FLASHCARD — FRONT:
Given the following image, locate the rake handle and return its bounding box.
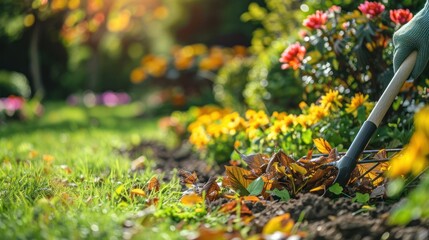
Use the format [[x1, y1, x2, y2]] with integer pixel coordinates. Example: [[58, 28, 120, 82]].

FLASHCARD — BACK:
[[333, 51, 417, 187]]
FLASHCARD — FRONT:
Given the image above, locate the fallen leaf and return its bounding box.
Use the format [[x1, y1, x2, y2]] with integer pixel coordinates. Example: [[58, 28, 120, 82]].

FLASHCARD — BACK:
[[147, 176, 160, 192], [313, 138, 332, 154], [195, 226, 226, 240], [202, 177, 220, 202], [224, 166, 252, 196], [178, 169, 198, 187], [262, 213, 294, 235], [235, 148, 267, 170], [60, 165, 72, 174], [290, 163, 307, 175], [131, 156, 146, 172], [241, 196, 260, 202], [130, 188, 146, 197], [180, 193, 203, 206]]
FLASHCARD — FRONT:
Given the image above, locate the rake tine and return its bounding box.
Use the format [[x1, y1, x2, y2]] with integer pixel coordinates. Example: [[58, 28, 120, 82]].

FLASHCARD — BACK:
[[355, 162, 380, 182]]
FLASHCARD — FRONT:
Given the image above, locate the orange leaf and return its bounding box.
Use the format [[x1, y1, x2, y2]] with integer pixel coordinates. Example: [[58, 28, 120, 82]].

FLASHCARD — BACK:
[[130, 188, 146, 197], [313, 138, 332, 154], [195, 226, 226, 240], [241, 196, 260, 202], [147, 176, 160, 192], [309, 184, 326, 193], [262, 213, 295, 235], [180, 193, 203, 206], [220, 200, 237, 213]]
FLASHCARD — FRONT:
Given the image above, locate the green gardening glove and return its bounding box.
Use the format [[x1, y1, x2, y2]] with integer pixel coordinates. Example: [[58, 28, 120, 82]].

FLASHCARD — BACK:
[[393, 2, 429, 79]]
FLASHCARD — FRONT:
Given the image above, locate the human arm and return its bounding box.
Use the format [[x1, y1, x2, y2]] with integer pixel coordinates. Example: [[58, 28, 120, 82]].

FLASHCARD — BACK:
[[393, 1, 429, 79]]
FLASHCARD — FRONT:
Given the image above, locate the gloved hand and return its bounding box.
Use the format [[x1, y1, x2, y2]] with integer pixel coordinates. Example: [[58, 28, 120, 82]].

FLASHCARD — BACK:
[[393, 2, 429, 79]]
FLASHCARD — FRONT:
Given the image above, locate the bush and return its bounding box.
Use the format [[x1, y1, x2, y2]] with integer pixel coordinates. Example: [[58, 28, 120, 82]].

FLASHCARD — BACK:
[[0, 70, 31, 98]]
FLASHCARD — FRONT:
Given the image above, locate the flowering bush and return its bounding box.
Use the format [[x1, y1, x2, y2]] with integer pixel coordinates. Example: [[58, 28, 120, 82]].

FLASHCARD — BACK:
[[130, 44, 247, 83], [0, 95, 43, 122], [129, 44, 248, 108], [0, 96, 25, 117], [167, 89, 382, 163], [277, 1, 425, 107]]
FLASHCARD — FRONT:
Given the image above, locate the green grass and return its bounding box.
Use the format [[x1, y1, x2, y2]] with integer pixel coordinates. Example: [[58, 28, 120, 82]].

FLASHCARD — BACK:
[[0, 102, 226, 239]]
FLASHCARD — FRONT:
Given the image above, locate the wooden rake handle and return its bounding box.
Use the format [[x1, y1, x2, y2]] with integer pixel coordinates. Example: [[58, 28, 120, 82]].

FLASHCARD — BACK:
[[333, 51, 417, 187], [368, 51, 417, 126]]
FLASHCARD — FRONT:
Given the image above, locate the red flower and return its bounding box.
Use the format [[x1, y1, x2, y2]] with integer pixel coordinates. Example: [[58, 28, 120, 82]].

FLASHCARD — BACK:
[[279, 43, 306, 70], [358, 1, 385, 18], [390, 9, 413, 25], [303, 10, 328, 30]]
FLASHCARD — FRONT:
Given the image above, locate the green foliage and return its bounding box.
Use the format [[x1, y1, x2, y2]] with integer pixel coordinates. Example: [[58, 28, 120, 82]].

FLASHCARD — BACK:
[[0, 71, 31, 98], [244, 40, 304, 112], [388, 173, 429, 225], [353, 192, 370, 204], [214, 57, 253, 111], [267, 189, 291, 202], [328, 183, 343, 195], [247, 177, 264, 196]]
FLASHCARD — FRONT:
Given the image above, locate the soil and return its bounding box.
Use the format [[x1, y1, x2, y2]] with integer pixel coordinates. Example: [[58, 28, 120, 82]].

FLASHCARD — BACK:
[[124, 141, 429, 240]]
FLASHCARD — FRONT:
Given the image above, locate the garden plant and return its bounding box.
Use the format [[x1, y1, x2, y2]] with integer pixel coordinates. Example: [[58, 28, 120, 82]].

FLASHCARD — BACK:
[[1, 0, 429, 239]]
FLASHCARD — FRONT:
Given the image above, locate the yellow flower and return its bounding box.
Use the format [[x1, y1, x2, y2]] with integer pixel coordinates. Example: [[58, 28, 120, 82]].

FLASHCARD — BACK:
[[248, 110, 270, 129], [221, 112, 244, 135], [189, 127, 210, 149], [130, 67, 146, 84], [346, 93, 373, 117], [141, 55, 168, 77], [320, 89, 343, 111], [307, 104, 328, 125], [389, 131, 428, 177], [389, 106, 429, 177]]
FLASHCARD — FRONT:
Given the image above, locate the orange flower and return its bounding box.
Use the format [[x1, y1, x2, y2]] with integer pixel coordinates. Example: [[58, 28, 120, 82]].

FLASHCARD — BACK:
[[303, 10, 328, 30], [390, 9, 413, 25], [358, 1, 385, 18], [279, 43, 306, 70]]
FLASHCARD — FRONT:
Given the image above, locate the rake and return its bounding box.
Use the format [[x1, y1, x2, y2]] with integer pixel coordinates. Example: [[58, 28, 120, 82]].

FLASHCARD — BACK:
[[329, 51, 417, 187]]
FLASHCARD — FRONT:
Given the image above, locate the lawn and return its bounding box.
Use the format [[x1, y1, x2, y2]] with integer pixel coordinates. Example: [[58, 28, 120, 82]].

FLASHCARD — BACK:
[[0, 102, 218, 239]]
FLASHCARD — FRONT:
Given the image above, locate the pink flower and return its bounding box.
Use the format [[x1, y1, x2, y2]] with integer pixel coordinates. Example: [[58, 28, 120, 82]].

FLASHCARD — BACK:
[[303, 10, 328, 30], [390, 9, 413, 25], [358, 1, 385, 18], [0, 95, 25, 116], [279, 43, 306, 70]]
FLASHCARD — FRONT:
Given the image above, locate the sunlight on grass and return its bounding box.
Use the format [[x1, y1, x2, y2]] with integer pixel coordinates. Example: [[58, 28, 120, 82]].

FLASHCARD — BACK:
[[0, 102, 212, 239]]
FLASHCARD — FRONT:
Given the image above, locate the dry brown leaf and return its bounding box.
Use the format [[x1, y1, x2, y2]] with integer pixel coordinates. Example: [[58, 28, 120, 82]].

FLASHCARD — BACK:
[[147, 176, 160, 192], [202, 177, 220, 202], [224, 166, 253, 195], [235, 148, 268, 170], [313, 138, 332, 154], [178, 169, 198, 186]]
